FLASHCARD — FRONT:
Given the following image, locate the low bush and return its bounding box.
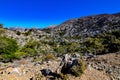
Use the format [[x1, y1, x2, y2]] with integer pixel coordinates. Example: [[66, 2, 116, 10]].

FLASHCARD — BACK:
[[21, 40, 41, 56], [0, 37, 19, 62], [14, 51, 27, 59], [42, 53, 55, 61], [16, 31, 21, 35], [24, 31, 31, 36], [70, 59, 87, 77], [0, 37, 19, 55], [21, 47, 37, 56]]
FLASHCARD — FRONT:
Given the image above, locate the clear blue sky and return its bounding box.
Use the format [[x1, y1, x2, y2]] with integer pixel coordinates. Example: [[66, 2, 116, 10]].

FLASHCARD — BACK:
[[0, 0, 120, 28]]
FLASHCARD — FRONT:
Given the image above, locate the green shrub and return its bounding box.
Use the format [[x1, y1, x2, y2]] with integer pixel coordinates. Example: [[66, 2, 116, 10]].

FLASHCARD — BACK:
[[1, 52, 21, 60], [82, 38, 104, 54], [21, 40, 41, 56], [71, 59, 87, 77], [24, 30, 31, 36], [103, 35, 120, 53], [59, 59, 87, 79], [67, 42, 80, 53], [0, 37, 19, 54], [24, 40, 41, 50], [48, 40, 57, 47], [59, 73, 69, 80], [14, 51, 27, 59], [54, 46, 67, 55], [16, 31, 21, 35], [1, 52, 20, 62], [0, 37, 19, 62], [21, 48, 37, 56]]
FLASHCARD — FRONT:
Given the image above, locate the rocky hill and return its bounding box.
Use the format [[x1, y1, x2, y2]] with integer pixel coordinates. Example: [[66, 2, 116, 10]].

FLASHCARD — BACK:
[[44, 13, 120, 38], [0, 12, 120, 80], [42, 13, 120, 55]]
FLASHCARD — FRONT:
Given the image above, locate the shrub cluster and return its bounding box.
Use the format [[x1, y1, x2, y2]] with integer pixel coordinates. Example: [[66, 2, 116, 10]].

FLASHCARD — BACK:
[[0, 37, 19, 62]]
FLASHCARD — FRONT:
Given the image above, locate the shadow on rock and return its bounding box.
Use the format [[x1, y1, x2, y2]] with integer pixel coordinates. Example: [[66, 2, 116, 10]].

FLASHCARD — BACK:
[[40, 69, 61, 79]]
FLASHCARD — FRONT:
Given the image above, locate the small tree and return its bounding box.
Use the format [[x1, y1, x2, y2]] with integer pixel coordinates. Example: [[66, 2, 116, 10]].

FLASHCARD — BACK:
[[0, 24, 3, 28]]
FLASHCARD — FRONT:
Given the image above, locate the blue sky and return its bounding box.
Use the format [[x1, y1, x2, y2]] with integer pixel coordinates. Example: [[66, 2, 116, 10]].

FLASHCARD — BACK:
[[0, 0, 120, 28]]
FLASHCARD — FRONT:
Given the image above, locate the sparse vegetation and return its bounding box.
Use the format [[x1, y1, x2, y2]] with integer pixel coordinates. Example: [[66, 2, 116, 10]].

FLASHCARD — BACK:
[[42, 53, 55, 61], [24, 30, 31, 36], [21, 40, 40, 56], [0, 13, 120, 80]]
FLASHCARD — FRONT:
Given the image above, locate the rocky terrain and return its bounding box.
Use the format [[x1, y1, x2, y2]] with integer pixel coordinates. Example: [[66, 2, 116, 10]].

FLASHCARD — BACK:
[[87, 52, 120, 80], [45, 13, 120, 38], [0, 12, 120, 80], [0, 52, 119, 80]]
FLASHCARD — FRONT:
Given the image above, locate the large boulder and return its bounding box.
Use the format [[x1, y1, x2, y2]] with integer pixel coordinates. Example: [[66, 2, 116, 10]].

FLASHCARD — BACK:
[[60, 54, 87, 77]]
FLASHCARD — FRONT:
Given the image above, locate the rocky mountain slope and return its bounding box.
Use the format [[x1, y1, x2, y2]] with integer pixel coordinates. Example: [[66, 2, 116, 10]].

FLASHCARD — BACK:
[[42, 13, 120, 55], [0, 12, 120, 80], [44, 13, 120, 38]]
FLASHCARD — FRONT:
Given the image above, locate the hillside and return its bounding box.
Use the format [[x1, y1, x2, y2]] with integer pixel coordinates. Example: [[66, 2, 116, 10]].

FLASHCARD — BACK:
[[42, 13, 120, 55], [0, 12, 120, 80], [46, 13, 120, 37]]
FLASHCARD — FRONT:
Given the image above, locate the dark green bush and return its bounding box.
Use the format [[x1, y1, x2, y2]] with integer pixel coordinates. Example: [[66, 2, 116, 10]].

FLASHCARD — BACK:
[[82, 38, 104, 54], [103, 34, 120, 53], [0, 37, 19, 62], [0, 37, 18, 54], [16, 31, 21, 35]]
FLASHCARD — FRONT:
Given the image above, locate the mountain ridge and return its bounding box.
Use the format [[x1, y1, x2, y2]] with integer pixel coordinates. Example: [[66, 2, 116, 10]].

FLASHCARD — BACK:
[[46, 13, 120, 38]]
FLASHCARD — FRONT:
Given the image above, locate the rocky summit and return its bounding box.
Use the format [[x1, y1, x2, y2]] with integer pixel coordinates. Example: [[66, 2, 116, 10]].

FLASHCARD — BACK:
[[0, 12, 120, 80]]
